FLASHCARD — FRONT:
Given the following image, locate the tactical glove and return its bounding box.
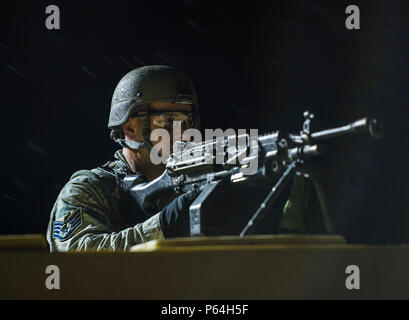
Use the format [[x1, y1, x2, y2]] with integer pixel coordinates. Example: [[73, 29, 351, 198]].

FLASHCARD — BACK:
[[159, 188, 202, 238]]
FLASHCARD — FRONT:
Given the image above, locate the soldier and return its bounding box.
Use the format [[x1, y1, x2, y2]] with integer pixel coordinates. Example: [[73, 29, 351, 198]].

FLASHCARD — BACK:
[[46, 65, 202, 251]]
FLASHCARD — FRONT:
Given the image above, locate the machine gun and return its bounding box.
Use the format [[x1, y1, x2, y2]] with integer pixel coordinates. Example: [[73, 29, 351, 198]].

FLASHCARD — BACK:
[[122, 112, 383, 237]]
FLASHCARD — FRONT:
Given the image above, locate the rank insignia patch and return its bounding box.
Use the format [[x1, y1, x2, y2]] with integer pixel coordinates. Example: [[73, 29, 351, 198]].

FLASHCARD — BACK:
[[53, 208, 83, 241]]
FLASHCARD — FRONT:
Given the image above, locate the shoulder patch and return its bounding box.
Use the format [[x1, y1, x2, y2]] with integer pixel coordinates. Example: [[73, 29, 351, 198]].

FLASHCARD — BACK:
[[53, 208, 83, 241]]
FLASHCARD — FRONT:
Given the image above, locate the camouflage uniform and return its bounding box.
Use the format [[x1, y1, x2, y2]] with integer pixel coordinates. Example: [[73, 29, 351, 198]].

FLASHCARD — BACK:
[[46, 64, 315, 251], [46, 153, 314, 252], [47, 66, 200, 252], [46, 150, 164, 252]]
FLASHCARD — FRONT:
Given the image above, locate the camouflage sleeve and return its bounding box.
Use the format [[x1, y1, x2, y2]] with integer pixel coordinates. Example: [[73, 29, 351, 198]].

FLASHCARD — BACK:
[[46, 175, 164, 252]]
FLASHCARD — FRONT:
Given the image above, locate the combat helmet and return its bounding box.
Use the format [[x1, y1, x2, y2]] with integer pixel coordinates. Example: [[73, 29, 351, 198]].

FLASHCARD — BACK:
[[108, 65, 200, 151]]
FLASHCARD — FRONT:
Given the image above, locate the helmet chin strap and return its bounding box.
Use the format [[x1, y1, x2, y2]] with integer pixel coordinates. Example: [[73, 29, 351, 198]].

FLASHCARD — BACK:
[[115, 138, 149, 150]]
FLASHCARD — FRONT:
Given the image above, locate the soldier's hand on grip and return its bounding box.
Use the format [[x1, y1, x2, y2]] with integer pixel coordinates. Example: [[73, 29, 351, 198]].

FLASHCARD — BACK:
[[159, 188, 202, 238]]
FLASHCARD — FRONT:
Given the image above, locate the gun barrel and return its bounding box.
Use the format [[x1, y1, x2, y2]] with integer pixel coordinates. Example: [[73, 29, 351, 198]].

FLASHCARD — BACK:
[[310, 117, 383, 141]]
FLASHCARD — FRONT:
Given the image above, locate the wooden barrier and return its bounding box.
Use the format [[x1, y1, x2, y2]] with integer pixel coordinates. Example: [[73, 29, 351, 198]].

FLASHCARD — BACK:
[[1, 234, 408, 299]]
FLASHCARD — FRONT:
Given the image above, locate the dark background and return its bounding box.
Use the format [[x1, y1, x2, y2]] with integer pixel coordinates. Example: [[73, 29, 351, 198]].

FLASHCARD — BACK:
[[0, 0, 408, 244]]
